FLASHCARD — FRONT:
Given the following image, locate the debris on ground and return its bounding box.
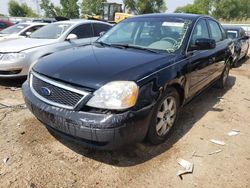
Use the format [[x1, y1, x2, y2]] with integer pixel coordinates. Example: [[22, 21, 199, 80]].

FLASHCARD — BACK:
[[176, 158, 194, 179], [192, 151, 204, 158], [227, 130, 240, 136], [0, 103, 27, 110], [210, 139, 225, 146], [4, 87, 21, 92], [209, 149, 223, 155], [3, 157, 9, 164]]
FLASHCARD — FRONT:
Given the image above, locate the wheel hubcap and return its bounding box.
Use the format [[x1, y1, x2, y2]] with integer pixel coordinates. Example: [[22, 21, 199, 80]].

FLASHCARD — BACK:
[[156, 96, 177, 136]]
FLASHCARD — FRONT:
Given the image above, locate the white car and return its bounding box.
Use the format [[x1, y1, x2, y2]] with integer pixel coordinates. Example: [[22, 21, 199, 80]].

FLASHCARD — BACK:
[[0, 22, 47, 42], [0, 20, 112, 78]]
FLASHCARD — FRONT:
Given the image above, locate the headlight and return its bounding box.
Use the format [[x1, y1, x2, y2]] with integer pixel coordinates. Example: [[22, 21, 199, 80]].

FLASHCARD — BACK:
[[1, 53, 26, 61], [87, 81, 139, 110]]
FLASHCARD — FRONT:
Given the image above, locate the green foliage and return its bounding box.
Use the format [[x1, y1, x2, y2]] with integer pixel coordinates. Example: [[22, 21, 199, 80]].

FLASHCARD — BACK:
[[8, 0, 38, 17], [175, 4, 205, 14], [174, 0, 250, 21], [212, 0, 240, 20], [81, 0, 106, 15], [40, 0, 62, 18], [123, 0, 167, 14], [60, 0, 79, 18]]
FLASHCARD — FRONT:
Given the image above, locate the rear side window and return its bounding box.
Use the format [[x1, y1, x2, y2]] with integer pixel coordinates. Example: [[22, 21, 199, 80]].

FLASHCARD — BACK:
[[70, 24, 93, 39], [208, 20, 223, 42], [190, 19, 209, 48], [21, 25, 44, 36], [93, 23, 111, 37], [0, 22, 7, 29]]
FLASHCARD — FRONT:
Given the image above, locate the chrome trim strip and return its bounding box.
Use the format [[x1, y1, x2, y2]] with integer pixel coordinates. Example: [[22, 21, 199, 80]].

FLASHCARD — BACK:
[[31, 71, 89, 96], [30, 71, 90, 110]]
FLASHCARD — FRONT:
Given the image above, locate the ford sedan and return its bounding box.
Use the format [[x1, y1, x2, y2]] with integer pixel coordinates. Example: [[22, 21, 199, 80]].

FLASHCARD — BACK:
[[23, 14, 234, 150]]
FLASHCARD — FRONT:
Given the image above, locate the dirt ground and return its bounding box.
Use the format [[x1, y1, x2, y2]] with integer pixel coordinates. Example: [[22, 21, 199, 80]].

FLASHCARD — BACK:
[[0, 55, 250, 188]]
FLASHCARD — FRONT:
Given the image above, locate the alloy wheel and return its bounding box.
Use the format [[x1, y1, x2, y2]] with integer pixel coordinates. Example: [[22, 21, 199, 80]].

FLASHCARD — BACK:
[[156, 96, 177, 136]]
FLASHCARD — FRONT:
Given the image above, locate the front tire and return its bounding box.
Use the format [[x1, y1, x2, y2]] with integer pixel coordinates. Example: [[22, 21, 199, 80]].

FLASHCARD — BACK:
[[147, 88, 180, 145]]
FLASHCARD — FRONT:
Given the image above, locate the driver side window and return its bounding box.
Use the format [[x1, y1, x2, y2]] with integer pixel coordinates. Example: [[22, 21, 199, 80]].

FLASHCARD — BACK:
[[189, 19, 209, 49], [69, 24, 93, 39]]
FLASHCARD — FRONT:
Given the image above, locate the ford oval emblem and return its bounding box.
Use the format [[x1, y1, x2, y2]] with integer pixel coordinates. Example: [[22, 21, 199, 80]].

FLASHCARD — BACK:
[[40, 87, 51, 96]]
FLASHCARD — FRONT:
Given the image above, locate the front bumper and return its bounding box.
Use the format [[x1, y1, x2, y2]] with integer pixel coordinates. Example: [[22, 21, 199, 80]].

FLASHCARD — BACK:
[[22, 81, 154, 150], [0, 59, 29, 78]]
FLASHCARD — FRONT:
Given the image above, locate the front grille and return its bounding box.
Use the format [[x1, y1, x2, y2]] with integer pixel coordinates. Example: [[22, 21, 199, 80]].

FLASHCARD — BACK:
[[30, 72, 89, 110], [0, 69, 22, 75]]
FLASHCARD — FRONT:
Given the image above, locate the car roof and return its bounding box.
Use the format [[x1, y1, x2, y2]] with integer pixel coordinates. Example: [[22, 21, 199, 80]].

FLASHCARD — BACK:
[[129, 13, 211, 21], [55, 19, 112, 25], [223, 25, 242, 31], [19, 22, 48, 26], [0, 20, 13, 24]]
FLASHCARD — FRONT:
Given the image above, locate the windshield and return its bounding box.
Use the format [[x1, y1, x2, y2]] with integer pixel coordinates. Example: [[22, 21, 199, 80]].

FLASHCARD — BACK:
[[0, 24, 29, 34], [30, 23, 72, 39], [98, 18, 192, 53], [227, 30, 238, 39]]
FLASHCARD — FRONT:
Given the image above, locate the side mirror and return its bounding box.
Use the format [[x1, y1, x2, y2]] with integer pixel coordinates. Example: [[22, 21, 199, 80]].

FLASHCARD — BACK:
[[66, 34, 78, 41], [25, 31, 32, 36], [99, 31, 106, 37], [192, 38, 216, 51]]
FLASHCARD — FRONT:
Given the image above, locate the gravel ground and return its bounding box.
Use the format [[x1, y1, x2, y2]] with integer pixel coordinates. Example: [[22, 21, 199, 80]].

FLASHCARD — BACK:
[[0, 55, 250, 188]]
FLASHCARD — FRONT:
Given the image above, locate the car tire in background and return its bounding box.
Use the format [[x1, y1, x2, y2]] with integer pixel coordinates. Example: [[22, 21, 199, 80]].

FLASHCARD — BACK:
[[147, 87, 180, 145]]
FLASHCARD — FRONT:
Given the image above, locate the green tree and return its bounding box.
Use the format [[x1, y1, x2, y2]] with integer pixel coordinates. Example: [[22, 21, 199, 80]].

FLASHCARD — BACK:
[[8, 0, 37, 17], [212, 0, 241, 20], [238, 0, 250, 19], [81, 0, 106, 15], [175, 0, 214, 15], [175, 4, 204, 14], [40, 0, 62, 17], [123, 0, 167, 14], [174, 0, 250, 20], [60, 0, 79, 18], [22, 3, 38, 17], [8, 0, 26, 17]]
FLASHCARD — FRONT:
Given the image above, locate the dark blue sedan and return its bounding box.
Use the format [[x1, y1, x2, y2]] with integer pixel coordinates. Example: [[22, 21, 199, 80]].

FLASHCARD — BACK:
[[23, 14, 234, 150], [224, 25, 249, 66]]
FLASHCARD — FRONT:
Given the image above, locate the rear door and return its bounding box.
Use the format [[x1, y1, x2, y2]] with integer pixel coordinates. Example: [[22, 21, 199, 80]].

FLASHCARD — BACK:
[[207, 19, 227, 79]]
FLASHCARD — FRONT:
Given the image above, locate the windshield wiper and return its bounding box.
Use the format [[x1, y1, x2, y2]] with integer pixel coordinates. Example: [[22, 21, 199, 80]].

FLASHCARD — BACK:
[[94, 41, 111, 47], [110, 44, 161, 54]]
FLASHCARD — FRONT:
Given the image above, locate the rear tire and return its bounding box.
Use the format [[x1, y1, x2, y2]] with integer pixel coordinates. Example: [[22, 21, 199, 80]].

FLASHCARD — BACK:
[[243, 50, 248, 59], [147, 88, 180, 145], [215, 62, 230, 89]]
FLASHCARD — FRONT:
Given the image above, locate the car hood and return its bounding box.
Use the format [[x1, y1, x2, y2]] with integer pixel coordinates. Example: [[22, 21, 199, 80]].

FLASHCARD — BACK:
[[0, 33, 9, 37], [0, 34, 22, 42], [0, 38, 57, 53], [33, 45, 177, 90]]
